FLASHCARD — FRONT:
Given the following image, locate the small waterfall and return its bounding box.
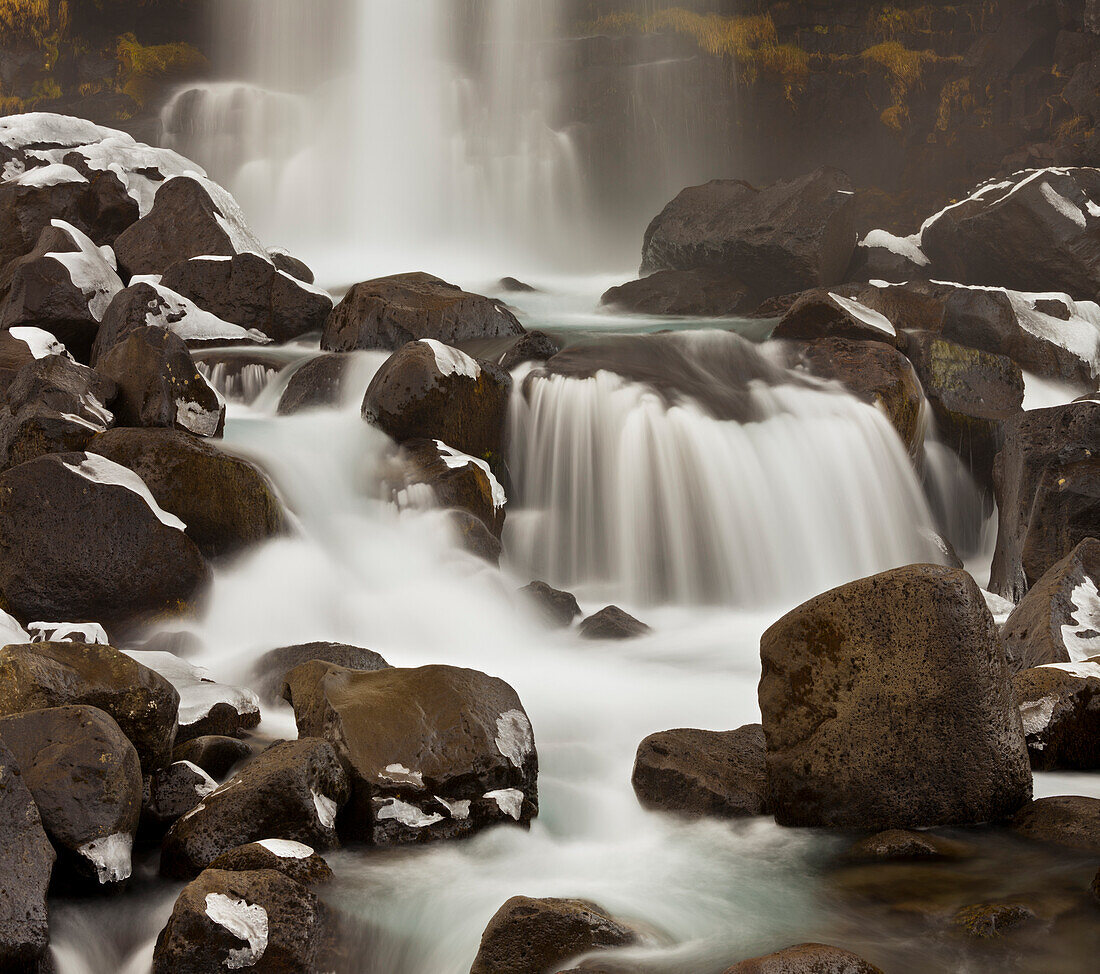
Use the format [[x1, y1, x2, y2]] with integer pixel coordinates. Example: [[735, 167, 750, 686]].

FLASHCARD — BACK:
[[507, 333, 944, 606]]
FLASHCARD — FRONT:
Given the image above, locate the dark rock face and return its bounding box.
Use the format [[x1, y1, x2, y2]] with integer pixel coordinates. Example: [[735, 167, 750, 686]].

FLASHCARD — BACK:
[[396, 438, 505, 538], [631, 724, 768, 818], [0, 353, 117, 471], [252, 641, 390, 706], [142, 760, 218, 831], [772, 289, 901, 346], [519, 580, 581, 629], [722, 943, 885, 974], [1014, 660, 1100, 770], [361, 340, 511, 465], [447, 509, 504, 565], [1011, 796, 1100, 852], [1002, 539, 1100, 672], [160, 253, 333, 344], [496, 330, 560, 371], [160, 738, 350, 879], [321, 272, 524, 352], [269, 249, 314, 284], [89, 427, 286, 558], [640, 168, 856, 299], [990, 401, 1100, 601], [845, 233, 930, 284], [921, 168, 1100, 300], [208, 840, 333, 886], [0, 641, 180, 770], [0, 451, 210, 628], [153, 868, 324, 974], [282, 662, 538, 845], [792, 337, 924, 456], [0, 330, 44, 396], [112, 175, 265, 278], [601, 269, 754, 317], [0, 705, 142, 885], [841, 829, 971, 864], [95, 326, 225, 437], [579, 606, 650, 640], [172, 736, 253, 780], [759, 564, 1032, 829], [0, 740, 54, 971], [276, 354, 350, 415], [469, 896, 638, 974], [902, 331, 1024, 489]]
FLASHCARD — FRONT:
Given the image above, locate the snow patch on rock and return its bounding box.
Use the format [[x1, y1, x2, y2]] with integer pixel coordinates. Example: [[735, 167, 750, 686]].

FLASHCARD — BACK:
[[64, 453, 186, 531], [176, 760, 218, 798], [858, 229, 930, 267], [120, 650, 260, 728], [1040, 181, 1088, 227], [204, 893, 269, 970], [420, 339, 480, 379], [1038, 659, 1100, 680], [434, 796, 471, 820], [376, 798, 444, 828], [827, 292, 897, 337], [495, 709, 534, 768], [256, 838, 314, 859], [1019, 695, 1057, 744], [144, 281, 272, 345], [175, 397, 223, 437], [45, 220, 123, 321], [378, 763, 424, 789], [434, 440, 507, 510], [28, 621, 109, 644], [15, 163, 87, 188], [78, 832, 133, 884], [0, 610, 29, 648], [312, 791, 337, 830], [1062, 577, 1100, 660], [8, 326, 71, 360], [484, 788, 524, 820]]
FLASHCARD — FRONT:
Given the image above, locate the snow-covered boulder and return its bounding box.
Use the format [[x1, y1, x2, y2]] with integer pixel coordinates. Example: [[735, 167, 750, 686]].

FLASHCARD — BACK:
[[846, 228, 931, 284], [1014, 658, 1100, 770]]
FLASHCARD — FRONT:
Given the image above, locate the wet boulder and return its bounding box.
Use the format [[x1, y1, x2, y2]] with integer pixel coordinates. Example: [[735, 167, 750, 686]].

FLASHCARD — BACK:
[[470, 896, 638, 974], [172, 736, 254, 780], [252, 640, 390, 705], [1014, 659, 1100, 770], [920, 168, 1100, 300], [841, 829, 972, 864], [953, 902, 1036, 939], [208, 840, 333, 886], [0, 739, 54, 970], [519, 580, 581, 629], [142, 760, 218, 831], [759, 564, 1032, 829], [159, 738, 349, 879], [0, 705, 142, 885], [772, 289, 901, 347], [277, 353, 350, 415], [1011, 796, 1100, 853], [160, 253, 333, 344], [88, 427, 286, 558], [600, 269, 754, 317], [112, 175, 268, 278], [0, 640, 180, 770], [321, 272, 523, 352], [1002, 539, 1100, 671], [579, 606, 650, 640], [447, 509, 504, 565], [989, 400, 1100, 600], [0, 451, 210, 627], [722, 943, 885, 974], [268, 248, 314, 284], [153, 868, 324, 974], [494, 330, 561, 371], [282, 662, 538, 845], [362, 339, 511, 466], [0, 326, 65, 395], [640, 168, 856, 299], [631, 724, 769, 818]]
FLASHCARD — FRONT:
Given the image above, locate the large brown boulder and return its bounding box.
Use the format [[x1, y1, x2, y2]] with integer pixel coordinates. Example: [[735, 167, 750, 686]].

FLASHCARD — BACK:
[[600, 268, 754, 316], [1011, 795, 1100, 852], [1014, 659, 1100, 770], [282, 662, 538, 845], [640, 168, 856, 299], [990, 401, 1100, 600], [0, 451, 210, 628], [759, 564, 1032, 829], [89, 427, 286, 558], [722, 943, 884, 974], [772, 289, 901, 347], [631, 724, 769, 818], [0, 641, 179, 770], [321, 272, 523, 352], [469, 896, 638, 974], [1001, 538, 1100, 671]]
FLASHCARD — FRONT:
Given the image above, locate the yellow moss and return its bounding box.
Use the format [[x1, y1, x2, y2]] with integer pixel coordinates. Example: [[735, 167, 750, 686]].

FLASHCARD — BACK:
[[116, 32, 207, 107], [861, 41, 952, 131], [936, 76, 974, 132], [0, 0, 53, 45]]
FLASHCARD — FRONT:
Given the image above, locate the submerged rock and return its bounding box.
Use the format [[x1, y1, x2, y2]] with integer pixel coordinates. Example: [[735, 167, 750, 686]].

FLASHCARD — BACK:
[[631, 724, 768, 818], [282, 662, 538, 845], [253, 641, 390, 705], [470, 896, 638, 974], [208, 840, 333, 886], [759, 564, 1032, 829], [1014, 659, 1100, 770], [722, 943, 884, 974], [1010, 796, 1100, 852], [841, 829, 973, 864], [952, 901, 1036, 939], [579, 606, 650, 640], [322, 272, 524, 352], [518, 580, 581, 629]]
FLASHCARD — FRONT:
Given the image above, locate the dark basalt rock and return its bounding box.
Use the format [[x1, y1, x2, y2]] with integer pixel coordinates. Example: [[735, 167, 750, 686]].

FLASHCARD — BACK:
[[153, 868, 324, 974], [253, 641, 390, 706], [631, 724, 768, 818], [953, 902, 1036, 938], [142, 760, 217, 831], [0, 739, 54, 971], [496, 330, 560, 371], [600, 269, 754, 317], [990, 400, 1100, 601], [282, 662, 537, 845], [921, 168, 1100, 301], [498, 277, 537, 293], [361, 339, 511, 467], [95, 326, 225, 437], [161, 253, 333, 344], [469, 896, 638, 974], [845, 234, 930, 284], [0, 641, 180, 771], [172, 736, 254, 781], [322, 272, 524, 352], [0, 705, 142, 886], [277, 354, 350, 415], [1014, 660, 1100, 770], [1010, 796, 1100, 852], [721, 943, 885, 974], [89, 427, 286, 559], [519, 580, 581, 629], [269, 249, 315, 284], [208, 840, 333, 885], [0, 451, 210, 628], [397, 438, 505, 538], [759, 564, 1032, 829], [447, 509, 504, 565], [640, 168, 856, 299], [0, 329, 44, 396], [1002, 539, 1100, 672], [579, 605, 650, 640], [772, 288, 901, 347], [841, 829, 972, 864]]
